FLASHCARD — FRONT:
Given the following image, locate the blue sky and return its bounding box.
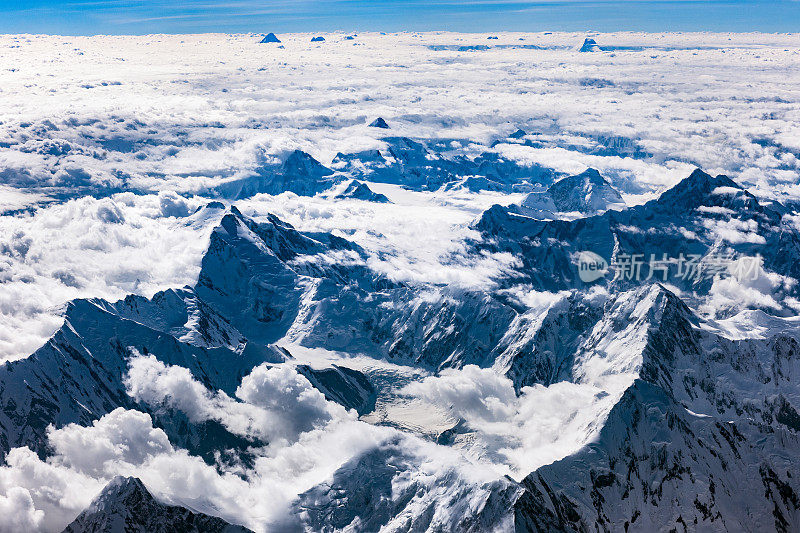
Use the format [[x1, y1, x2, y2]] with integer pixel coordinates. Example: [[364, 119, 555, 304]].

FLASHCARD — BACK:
[[1, 0, 800, 35]]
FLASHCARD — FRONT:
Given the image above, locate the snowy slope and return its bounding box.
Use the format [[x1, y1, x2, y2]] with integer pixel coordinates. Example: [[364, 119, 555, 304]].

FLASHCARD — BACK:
[[546, 168, 625, 214], [1, 202, 799, 532], [63, 476, 252, 533], [515, 287, 800, 532]]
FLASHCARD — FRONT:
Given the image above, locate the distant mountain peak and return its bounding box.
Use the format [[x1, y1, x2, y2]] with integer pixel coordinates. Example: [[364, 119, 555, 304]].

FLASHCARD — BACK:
[[579, 37, 602, 52], [573, 167, 603, 180], [369, 117, 390, 129], [282, 149, 333, 178], [546, 167, 625, 214], [259, 33, 280, 44], [212, 149, 336, 199], [655, 168, 753, 211], [334, 180, 391, 202]]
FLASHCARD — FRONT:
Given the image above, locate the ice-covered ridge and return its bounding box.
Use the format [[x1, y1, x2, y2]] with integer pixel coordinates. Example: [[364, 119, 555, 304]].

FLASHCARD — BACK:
[[63, 476, 253, 532]]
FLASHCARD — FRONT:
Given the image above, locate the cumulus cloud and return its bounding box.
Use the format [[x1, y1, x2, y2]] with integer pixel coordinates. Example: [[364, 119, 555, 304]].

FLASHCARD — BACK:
[[237, 186, 524, 289], [124, 354, 349, 445], [0, 395, 493, 532], [704, 256, 796, 317], [3, 31, 800, 360], [1, 32, 798, 201], [236, 364, 346, 435], [0, 487, 44, 533], [403, 365, 517, 423], [158, 191, 192, 218], [701, 217, 766, 245], [400, 364, 627, 477], [48, 408, 173, 477], [2, 30, 800, 532], [0, 447, 103, 532], [0, 414, 250, 532]]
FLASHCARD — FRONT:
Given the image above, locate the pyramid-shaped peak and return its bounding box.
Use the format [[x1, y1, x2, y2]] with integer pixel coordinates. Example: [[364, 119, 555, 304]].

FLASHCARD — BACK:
[[282, 149, 333, 177], [547, 168, 624, 213], [76, 476, 154, 518], [214, 207, 326, 264], [574, 167, 605, 182], [99, 476, 149, 500], [656, 168, 741, 209], [579, 37, 602, 52], [679, 168, 738, 191], [202, 200, 225, 211], [284, 149, 316, 164], [222, 206, 297, 234], [369, 117, 390, 129], [335, 180, 391, 203], [260, 33, 281, 43], [63, 476, 253, 532]]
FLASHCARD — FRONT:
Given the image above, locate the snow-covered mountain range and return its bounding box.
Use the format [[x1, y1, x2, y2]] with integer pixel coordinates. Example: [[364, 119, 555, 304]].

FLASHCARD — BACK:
[[3, 162, 800, 531], [2, 31, 800, 533]]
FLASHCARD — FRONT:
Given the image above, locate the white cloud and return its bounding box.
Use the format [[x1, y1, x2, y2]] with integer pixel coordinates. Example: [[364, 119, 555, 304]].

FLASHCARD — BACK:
[[1, 30, 800, 531], [124, 354, 350, 445], [703, 256, 796, 316], [0, 487, 44, 533], [2, 31, 800, 360], [47, 408, 173, 478], [701, 217, 766, 245], [401, 364, 626, 477], [237, 186, 523, 290], [0, 447, 103, 532], [0, 372, 392, 532]]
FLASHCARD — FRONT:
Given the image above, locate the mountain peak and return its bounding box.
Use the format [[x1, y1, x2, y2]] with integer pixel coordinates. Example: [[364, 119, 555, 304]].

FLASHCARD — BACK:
[[547, 167, 624, 213], [215, 208, 320, 264], [96, 476, 148, 504], [574, 167, 603, 181], [655, 168, 742, 210], [62, 476, 252, 532], [369, 117, 390, 129], [579, 37, 602, 52], [259, 33, 281, 44], [335, 180, 391, 203], [282, 149, 332, 178]]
